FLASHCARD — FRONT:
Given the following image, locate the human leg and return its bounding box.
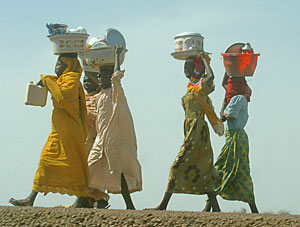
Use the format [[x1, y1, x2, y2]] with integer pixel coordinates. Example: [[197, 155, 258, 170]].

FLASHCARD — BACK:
[[9, 190, 38, 206], [202, 199, 212, 212], [214, 130, 257, 209], [207, 191, 221, 212], [249, 203, 259, 213], [121, 173, 135, 210], [152, 192, 173, 210]]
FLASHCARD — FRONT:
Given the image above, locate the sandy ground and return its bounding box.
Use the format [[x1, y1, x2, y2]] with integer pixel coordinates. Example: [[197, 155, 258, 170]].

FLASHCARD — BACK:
[[0, 206, 300, 227]]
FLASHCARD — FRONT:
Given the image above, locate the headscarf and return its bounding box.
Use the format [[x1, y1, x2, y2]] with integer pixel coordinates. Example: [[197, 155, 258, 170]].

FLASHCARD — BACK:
[[42, 56, 88, 138], [192, 56, 205, 79], [60, 56, 82, 75], [226, 77, 252, 103], [189, 54, 211, 84]]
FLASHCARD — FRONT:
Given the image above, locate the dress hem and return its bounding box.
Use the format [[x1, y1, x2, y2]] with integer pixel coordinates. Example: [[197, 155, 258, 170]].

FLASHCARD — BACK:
[[32, 184, 88, 197], [166, 189, 213, 195], [88, 184, 142, 195]]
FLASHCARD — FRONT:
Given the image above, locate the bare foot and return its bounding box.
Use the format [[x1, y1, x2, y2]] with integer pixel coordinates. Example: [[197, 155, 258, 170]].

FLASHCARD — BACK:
[[96, 199, 110, 209], [144, 192, 171, 211], [71, 197, 94, 208], [9, 198, 33, 207]]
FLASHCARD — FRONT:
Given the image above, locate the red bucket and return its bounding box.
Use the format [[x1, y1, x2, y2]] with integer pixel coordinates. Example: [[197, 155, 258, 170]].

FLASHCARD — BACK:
[[221, 53, 260, 77]]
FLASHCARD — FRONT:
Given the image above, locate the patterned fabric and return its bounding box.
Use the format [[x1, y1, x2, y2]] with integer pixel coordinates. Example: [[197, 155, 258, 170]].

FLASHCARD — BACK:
[[214, 129, 255, 204], [166, 92, 215, 195], [193, 56, 205, 79], [187, 83, 224, 136], [32, 58, 89, 197]]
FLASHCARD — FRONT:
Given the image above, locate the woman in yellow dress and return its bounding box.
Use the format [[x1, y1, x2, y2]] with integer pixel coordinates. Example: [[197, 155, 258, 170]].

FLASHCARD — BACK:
[[9, 53, 89, 206]]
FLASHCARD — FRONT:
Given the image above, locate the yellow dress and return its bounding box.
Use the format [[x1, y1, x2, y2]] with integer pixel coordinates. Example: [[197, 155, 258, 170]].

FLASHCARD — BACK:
[[32, 57, 89, 197]]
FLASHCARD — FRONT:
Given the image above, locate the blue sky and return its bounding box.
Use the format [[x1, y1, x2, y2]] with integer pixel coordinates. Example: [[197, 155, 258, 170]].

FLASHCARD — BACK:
[[1, 0, 300, 214]]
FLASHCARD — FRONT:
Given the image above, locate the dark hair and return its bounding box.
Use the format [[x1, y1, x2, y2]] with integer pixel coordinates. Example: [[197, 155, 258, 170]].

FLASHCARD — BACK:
[[99, 65, 114, 76], [59, 53, 78, 58], [100, 65, 114, 71]]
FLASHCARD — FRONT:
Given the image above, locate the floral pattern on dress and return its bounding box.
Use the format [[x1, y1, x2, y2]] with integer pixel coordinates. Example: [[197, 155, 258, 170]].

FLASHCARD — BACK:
[[166, 92, 215, 195], [184, 165, 201, 183]]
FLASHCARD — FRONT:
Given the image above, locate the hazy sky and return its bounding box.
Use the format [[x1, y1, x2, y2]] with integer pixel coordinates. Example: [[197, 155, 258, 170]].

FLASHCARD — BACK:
[[1, 0, 299, 214]]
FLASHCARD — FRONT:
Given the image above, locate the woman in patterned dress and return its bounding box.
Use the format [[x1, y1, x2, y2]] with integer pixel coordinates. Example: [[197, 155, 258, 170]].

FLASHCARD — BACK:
[[203, 43, 259, 213], [152, 53, 224, 211]]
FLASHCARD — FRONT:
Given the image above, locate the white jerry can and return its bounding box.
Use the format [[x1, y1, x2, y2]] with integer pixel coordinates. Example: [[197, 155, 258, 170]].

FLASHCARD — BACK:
[[25, 82, 48, 107]]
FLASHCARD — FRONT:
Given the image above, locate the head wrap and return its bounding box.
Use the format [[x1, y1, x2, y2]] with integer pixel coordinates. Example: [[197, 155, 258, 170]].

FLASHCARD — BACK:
[[60, 53, 78, 58], [192, 56, 205, 79], [188, 54, 211, 84], [60, 56, 82, 75], [226, 77, 252, 103]]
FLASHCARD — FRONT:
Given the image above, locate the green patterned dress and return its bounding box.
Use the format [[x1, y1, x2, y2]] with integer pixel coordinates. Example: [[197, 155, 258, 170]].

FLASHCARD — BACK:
[[166, 92, 215, 195], [214, 95, 255, 204]]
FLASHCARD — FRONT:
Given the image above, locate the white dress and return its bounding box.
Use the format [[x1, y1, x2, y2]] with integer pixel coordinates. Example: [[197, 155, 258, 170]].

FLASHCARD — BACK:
[[88, 72, 142, 195]]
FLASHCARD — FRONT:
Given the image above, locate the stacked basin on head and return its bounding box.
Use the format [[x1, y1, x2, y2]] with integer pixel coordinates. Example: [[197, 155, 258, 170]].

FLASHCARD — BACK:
[[221, 43, 260, 77], [25, 23, 90, 107], [47, 23, 89, 55], [171, 32, 210, 61], [82, 28, 127, 71]]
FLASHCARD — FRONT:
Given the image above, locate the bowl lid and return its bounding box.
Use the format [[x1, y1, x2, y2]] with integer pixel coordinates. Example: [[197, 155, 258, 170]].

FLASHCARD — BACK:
[[221, 53, 260, 56], [87, 37, 108, 49], [175, 32, 203, 39], [104, 28, 126, 48], [224, 43, 245, 53]]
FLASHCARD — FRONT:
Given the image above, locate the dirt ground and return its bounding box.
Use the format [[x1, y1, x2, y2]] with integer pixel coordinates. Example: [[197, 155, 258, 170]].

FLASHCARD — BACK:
[[0, 206, 300, 227]]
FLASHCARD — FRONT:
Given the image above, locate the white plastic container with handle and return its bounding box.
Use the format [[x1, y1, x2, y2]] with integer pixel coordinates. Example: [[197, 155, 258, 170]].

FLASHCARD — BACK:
[[24, 82, 48, 107]]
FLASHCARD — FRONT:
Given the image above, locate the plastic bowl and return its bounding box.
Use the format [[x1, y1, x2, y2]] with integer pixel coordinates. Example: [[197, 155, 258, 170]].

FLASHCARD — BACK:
[[84, 47, 127, 70], [48, 33, 89, 55], [221, 53, 260, 77]]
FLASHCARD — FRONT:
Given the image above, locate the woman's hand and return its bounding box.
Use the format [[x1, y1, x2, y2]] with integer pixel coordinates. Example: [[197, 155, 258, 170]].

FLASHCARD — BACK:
[[199, 52, 206, 60], [115, 45, 124, 55], [199, 52, 211, 64], [114, 45, 124, 72], [37, 79, 44, 87], [111, 70, 125, 82]]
